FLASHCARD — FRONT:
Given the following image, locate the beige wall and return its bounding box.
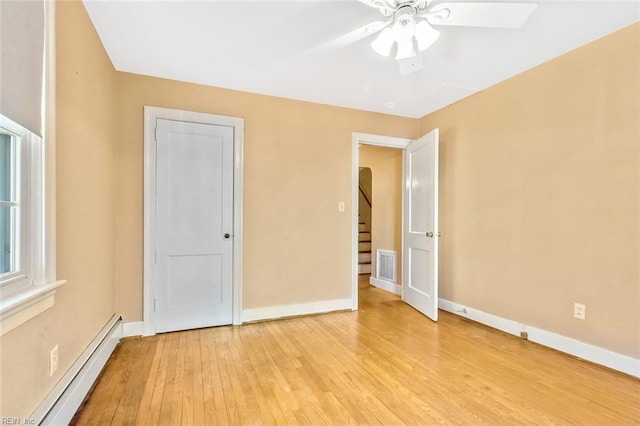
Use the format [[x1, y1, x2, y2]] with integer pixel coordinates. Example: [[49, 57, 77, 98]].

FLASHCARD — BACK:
[[0, 1, 117, 417], [421, 23, 640, 358], [359, 146, 403, 285], [115, 73, 418, 320]]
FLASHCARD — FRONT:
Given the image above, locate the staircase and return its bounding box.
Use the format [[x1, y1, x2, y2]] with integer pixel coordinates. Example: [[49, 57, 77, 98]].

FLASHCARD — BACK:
[[358, 216, 372, 274], [358, 171, 373, 275]]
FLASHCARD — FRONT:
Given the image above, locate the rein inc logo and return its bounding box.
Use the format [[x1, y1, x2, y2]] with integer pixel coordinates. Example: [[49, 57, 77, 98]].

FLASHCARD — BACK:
[[1, 419, 35, 425]]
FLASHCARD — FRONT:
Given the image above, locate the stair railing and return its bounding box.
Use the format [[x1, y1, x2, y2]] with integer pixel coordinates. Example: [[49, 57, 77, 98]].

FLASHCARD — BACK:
[[359, 183, 372, 208]]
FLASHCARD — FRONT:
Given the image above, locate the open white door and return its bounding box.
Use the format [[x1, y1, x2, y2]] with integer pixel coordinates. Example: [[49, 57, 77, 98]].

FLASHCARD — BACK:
[[402, 128, 439, 321]]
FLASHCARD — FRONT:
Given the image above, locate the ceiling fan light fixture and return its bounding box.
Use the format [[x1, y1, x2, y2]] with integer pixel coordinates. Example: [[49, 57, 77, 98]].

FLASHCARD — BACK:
[[414, 20, 440, 51], [371, 27, 394, 57], [395, 39, 415, 60], [392, 9, 416, 42]]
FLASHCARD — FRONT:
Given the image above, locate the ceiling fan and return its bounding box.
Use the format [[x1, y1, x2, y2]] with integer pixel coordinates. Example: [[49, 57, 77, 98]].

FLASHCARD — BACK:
[[312, 0, 538, 72]]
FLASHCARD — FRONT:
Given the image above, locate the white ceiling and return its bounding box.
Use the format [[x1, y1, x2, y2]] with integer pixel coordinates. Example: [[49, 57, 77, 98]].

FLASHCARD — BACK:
[[83, 0, 640, 118]]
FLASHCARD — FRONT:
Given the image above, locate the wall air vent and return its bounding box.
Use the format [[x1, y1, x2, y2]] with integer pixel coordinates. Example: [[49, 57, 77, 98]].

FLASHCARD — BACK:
[[376, 249, 396, 284]]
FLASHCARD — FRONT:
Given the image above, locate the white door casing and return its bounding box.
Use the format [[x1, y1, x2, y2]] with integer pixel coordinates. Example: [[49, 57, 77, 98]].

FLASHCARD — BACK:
[[143, 107, 244, 336], [402, 129, 439, 321], [154, 119, 233, 332]]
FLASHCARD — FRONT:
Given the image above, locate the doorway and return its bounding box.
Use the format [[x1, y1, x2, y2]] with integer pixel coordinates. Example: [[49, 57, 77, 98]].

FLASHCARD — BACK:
[[143, 106, 244, 336], [351, 133, 411, 310], [351, 131, 440, 321], [358, 147, 403, 295]]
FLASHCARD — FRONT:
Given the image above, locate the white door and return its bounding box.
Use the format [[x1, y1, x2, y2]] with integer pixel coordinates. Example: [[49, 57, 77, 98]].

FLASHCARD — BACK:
[[402, 129, 439, 321], [155, 118, 234, 333]]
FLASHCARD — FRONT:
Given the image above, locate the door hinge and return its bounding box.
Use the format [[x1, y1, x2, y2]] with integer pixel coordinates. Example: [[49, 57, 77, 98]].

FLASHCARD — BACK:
[[154, 126, 158, 141], [154, 250, 157, 264], [154, 298, 157, 311]]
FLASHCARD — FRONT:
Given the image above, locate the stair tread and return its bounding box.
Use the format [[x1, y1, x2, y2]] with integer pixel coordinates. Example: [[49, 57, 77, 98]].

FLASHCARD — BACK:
[[358, 250, 371, 253]]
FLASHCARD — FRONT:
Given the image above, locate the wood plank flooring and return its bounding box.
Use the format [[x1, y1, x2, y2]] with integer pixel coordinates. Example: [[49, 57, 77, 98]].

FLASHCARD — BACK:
[[74, 281, 640, 425]]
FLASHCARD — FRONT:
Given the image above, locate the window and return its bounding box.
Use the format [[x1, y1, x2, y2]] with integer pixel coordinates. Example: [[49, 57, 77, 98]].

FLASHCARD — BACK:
[[0, 117, 36, 297], [0, 128, 27, 289], [0, 114, 47, 303], [0, 113, 63, 337]]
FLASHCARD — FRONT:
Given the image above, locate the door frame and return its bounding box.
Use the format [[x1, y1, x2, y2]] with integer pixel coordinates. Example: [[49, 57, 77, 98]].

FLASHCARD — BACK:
[[351, 132, 412, 310], [143, 106, 244, 335]]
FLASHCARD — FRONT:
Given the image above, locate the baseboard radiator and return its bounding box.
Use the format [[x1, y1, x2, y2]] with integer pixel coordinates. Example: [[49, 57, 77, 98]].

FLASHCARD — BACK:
[[31, 314, 122, 425], [376, 249, 397, 284]]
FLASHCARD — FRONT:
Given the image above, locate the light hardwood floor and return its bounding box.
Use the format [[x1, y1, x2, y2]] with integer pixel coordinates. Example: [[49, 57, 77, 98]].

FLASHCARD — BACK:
[[74, 279, 640, 425]]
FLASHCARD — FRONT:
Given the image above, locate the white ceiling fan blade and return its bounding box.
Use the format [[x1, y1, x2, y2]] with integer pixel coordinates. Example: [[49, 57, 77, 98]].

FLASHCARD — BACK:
[[426, 3, 538, 29], [306, 21, 388, 55], [356, 0, 385, 9], [357, 0, 399, 11]]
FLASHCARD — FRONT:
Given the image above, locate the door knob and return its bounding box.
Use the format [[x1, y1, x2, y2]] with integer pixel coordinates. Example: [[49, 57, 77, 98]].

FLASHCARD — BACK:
[[426, 232, 433, 238], [224, 233, 231, 239]]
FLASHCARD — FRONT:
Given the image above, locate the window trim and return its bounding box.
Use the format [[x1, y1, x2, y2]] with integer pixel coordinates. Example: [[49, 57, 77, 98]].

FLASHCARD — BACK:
[[0, 280, 65, 335], [0, 118, 32, 293], [0, 114, 64, 337]]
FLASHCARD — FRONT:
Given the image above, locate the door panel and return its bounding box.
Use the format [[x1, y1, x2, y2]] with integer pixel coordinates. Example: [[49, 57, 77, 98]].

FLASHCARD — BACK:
[[408, 143, 431, 234], [403, 129, 439, 320], [167, 254, 222, 308], [155, 118, 233, 333], [166, 136, 223, 237], [408, 247, 431, 295]]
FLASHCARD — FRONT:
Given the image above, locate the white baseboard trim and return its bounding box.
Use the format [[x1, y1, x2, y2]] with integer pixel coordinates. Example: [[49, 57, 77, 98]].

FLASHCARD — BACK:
[[122, 321, 144, 337], [439, 298, 640, 378], [439, 299, 524, 337], [242, 298, 353, 323], [32, 314, 122, 425], [369, 277, 402, 295]]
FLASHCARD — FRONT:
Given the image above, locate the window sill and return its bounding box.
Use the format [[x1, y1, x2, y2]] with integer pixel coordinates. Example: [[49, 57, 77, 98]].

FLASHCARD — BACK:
[[0, 280, 66, 337]]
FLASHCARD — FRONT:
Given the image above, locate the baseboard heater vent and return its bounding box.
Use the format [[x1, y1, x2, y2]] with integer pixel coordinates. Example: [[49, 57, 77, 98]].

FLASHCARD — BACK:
[[32, 314, 123, 425], [376, 249, 397, 284]]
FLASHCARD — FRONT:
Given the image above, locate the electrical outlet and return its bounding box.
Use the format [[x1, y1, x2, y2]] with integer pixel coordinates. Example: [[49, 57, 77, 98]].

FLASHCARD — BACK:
[[574, 303, 586, 320], [49, 345, 59, 376]]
